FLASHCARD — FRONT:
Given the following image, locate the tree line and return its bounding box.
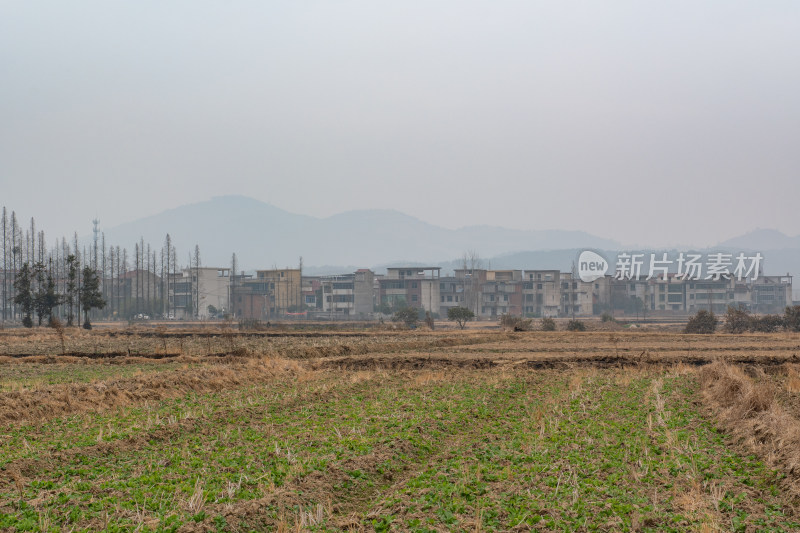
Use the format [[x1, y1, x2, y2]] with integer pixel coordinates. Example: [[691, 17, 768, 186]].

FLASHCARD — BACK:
[[0, 206, 210, 327]]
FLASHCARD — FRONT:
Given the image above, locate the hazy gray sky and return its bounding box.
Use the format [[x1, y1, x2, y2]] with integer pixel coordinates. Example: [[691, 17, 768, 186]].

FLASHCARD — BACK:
[[2, 1, 798, 248]]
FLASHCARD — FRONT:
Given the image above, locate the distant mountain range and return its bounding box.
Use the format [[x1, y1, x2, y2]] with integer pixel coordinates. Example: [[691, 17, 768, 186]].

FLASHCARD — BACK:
[[103, 195, 621, 269], [103, 195, 799, 277], [718, 229, 800, 251]]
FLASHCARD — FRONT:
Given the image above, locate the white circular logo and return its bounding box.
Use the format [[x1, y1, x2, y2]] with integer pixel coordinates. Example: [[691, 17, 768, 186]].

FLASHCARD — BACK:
[[578, 250, 608, 282]]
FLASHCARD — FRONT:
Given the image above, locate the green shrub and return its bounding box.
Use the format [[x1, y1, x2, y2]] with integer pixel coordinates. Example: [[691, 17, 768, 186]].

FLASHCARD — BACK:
[[724, 305, 751, 334], [541, 317, 556, 331], [447, 306, 475, 329], [685, 310, 717, 334], [566, 319, 586, 332], [751, 314, 785, 333], [785, 306, 800, 332], [392, 307, 420, 327], [499, 314, 533, 331], [601, 312, 616, 323]]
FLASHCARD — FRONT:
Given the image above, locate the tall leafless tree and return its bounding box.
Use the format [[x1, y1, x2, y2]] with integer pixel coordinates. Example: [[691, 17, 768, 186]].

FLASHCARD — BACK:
[[193, 245, 201, 318], [231, 252, 238, 318], [1, 207, 7, 321]]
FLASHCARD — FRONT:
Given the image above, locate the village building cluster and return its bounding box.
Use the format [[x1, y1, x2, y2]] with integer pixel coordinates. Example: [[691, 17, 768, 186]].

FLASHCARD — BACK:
[[151, 264, 793, 321]]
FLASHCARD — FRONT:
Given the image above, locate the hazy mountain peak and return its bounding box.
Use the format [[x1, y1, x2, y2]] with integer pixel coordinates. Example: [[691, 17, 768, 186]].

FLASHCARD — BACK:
[[718, 229, 800, 251], [102, 196, 621, 269]]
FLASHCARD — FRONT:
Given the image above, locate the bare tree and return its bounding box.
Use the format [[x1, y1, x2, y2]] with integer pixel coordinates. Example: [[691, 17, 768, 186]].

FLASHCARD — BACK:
[[116, 245, 122, 318], [74, 234, 83, 320], [10, 212, 19, 320], [1, 207, 6, 321], [134, 242, 141, 316], [29, 217, 35, 265], [193, 245, 201, 318], [140, 237, 145, 315], [170, 242, 177, 318], [461, 250, 483, 316], [121, 247, 128, 318], [101, 232, 106, 318], [230, 253, 238, 318], [145, 243, 151, 315], [163, 234, 172, 318], [37, 230, 45, 265], [61, 238, 69, 319]]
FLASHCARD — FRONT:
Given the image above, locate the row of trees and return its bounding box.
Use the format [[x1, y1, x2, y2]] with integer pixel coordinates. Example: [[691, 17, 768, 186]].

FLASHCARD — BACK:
[[684, 305, 800, 334], [12, 260, 104, 328], [0, 206, 212, 326], [390, 305, 476, 330]]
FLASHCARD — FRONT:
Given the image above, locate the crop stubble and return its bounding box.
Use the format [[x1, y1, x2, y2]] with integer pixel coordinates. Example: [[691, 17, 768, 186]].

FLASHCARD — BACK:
[[1, 329, 800, 531]]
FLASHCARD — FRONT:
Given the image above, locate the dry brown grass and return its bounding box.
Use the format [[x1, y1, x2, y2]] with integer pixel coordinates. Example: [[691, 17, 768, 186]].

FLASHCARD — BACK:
[[413, 370, 446, 386], [784, 366, 800, 393], [700, 361, 800, 488], [0, 357, 307, 425]]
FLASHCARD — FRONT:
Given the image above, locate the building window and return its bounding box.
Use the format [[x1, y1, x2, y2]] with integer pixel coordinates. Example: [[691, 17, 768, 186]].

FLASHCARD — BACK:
[[411, 282, 418, 289], [411, 295, 418, 302]]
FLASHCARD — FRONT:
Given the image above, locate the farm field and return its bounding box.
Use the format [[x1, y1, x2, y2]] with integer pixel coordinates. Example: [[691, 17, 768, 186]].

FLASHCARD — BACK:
[[2, 327, 800, 531]]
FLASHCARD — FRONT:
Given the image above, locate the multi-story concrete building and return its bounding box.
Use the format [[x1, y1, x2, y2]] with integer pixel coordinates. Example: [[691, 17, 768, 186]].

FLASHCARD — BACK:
[[302, 277, 320, 310], [522, 270, 561, 317], [453, 268, 487, 317], [157, 261, 794, 322], [320, 269, 375, 318], [749, 275, 793, 314], [606, 274, 793, 316], [646, 275, 688, 313], [438, 276, 466, 316], [231, 268, 302, 319], [379, 267, 441, 314], [170, 267, 230, 319], [558, 272, 603, 317], [111, 269, 163, 318], [479, 270, 523, 318]]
